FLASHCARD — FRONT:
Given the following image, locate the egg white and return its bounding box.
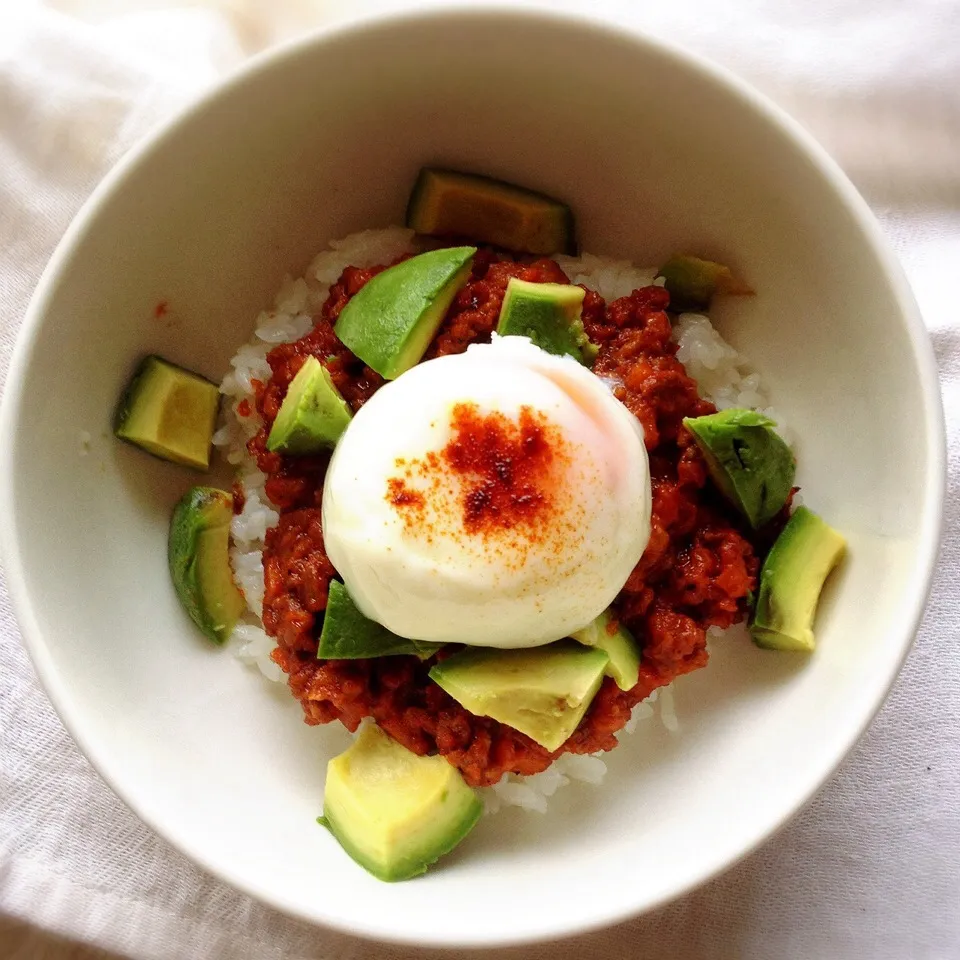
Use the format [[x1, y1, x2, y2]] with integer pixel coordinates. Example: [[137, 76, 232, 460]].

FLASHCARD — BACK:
[[322, 336, 651, 647]]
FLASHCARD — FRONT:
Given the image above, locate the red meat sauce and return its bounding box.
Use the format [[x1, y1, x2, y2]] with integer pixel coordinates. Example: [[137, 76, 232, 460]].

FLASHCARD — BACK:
[[248, 247, 761, 787]]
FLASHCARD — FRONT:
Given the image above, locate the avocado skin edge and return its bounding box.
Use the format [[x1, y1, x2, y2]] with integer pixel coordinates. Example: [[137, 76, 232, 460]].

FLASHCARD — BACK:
[[683, 409, 796, 530], [168, 486, 244, 645], [428, 640, 610, 752], [334, 246, 476, 380], [570, 608, 641, 690], [114, 354, 220, 470], [749, 506, 846, 652], [266, 357, 352, 455], [321, 725, 483, 882], [406, 167, 577, 256], [317, 581, 441, 659], [322, 792, 483, 883], [496, 278, 597, 365]]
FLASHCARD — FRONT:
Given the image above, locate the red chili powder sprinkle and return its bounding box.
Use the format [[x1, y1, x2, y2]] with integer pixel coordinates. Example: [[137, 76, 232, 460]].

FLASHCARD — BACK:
[[444, 402, 557, 535], [231, 480, 246, 515], [385, 402, 565, 542], [386, 477, 425, 510], [153, 300, 168, 319]]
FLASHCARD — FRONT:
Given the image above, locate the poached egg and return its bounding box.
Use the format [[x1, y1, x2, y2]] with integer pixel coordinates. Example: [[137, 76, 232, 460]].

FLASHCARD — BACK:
[[322, 336, 651, 648]]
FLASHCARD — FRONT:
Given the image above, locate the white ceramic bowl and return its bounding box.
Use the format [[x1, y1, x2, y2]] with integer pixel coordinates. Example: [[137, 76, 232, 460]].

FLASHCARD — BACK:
[[0, 5, 944, 947]]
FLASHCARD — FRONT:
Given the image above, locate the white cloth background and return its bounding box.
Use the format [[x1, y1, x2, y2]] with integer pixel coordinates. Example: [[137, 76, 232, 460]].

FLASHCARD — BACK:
[[1, 1, 958, 958]]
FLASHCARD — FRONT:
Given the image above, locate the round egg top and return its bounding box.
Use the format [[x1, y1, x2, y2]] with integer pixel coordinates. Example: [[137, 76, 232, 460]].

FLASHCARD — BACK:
[[321, 335, 652, 648]]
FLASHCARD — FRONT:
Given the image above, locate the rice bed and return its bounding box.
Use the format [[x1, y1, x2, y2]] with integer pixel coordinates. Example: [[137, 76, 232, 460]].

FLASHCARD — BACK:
[[212, 228, 775, 813]]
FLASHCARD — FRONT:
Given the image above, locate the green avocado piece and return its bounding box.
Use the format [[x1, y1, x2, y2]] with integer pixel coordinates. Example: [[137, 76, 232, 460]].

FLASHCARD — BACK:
[[334, 246, 475, 380], [322, 723, 483, 882], [266, 356, 351, 454], [496, 278, 596, 364], [168, 487, 245, 644], [656, 254, 747, 312], [406, 167, 576, 255], [318, 581, 442, 659], [114, 354, 219, 470], [410, 639, 445, 661], [428, 640, 609, 752], [750, 507, 846, 651], [571, 609, 640, 691], [683, 408, 796, 529]]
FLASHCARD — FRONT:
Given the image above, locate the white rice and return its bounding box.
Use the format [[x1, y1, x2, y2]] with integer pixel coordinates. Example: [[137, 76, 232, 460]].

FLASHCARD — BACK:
[[553, 253, 659, 302], [213, 228, 777, 813], [214, 228, 417, 678]]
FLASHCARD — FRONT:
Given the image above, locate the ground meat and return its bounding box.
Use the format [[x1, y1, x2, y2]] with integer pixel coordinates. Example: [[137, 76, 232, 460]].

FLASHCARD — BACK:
[[591, 286, 714, 450], [426, 250, 569, 358], [261, 509, 336, 652], [254, 247, 760, 787]]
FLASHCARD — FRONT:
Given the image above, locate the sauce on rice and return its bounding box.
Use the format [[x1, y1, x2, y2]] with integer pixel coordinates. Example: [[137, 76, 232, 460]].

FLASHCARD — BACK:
[[247, 248, 760, 787]]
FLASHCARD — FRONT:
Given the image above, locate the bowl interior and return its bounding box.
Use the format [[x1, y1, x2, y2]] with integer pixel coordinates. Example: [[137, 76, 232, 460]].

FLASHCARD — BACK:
[[1, 8, 941, 946]]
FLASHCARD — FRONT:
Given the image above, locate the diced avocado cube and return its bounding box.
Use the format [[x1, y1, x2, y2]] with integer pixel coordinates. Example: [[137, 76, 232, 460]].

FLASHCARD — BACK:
[[114, 355, 219, 470], [266, 356, 352, 454], [428, 640, 609, 752], [496, 278, 597, 364], [656, 254, 748, 312], [334, 246, 475, 380], [750, 506, 846, 652], [168, 486, 245, 644], [411, 639, 446, 661], [683, 408, 796, 530], [571, 608, 640, 690], [406, 167, 576, 255], [318, 580, 439, 659], [322, 723, 483, 882]]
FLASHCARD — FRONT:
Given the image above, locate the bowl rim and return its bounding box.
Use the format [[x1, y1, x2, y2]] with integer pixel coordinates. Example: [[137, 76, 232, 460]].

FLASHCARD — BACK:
[[0, 1, 946, 947]]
